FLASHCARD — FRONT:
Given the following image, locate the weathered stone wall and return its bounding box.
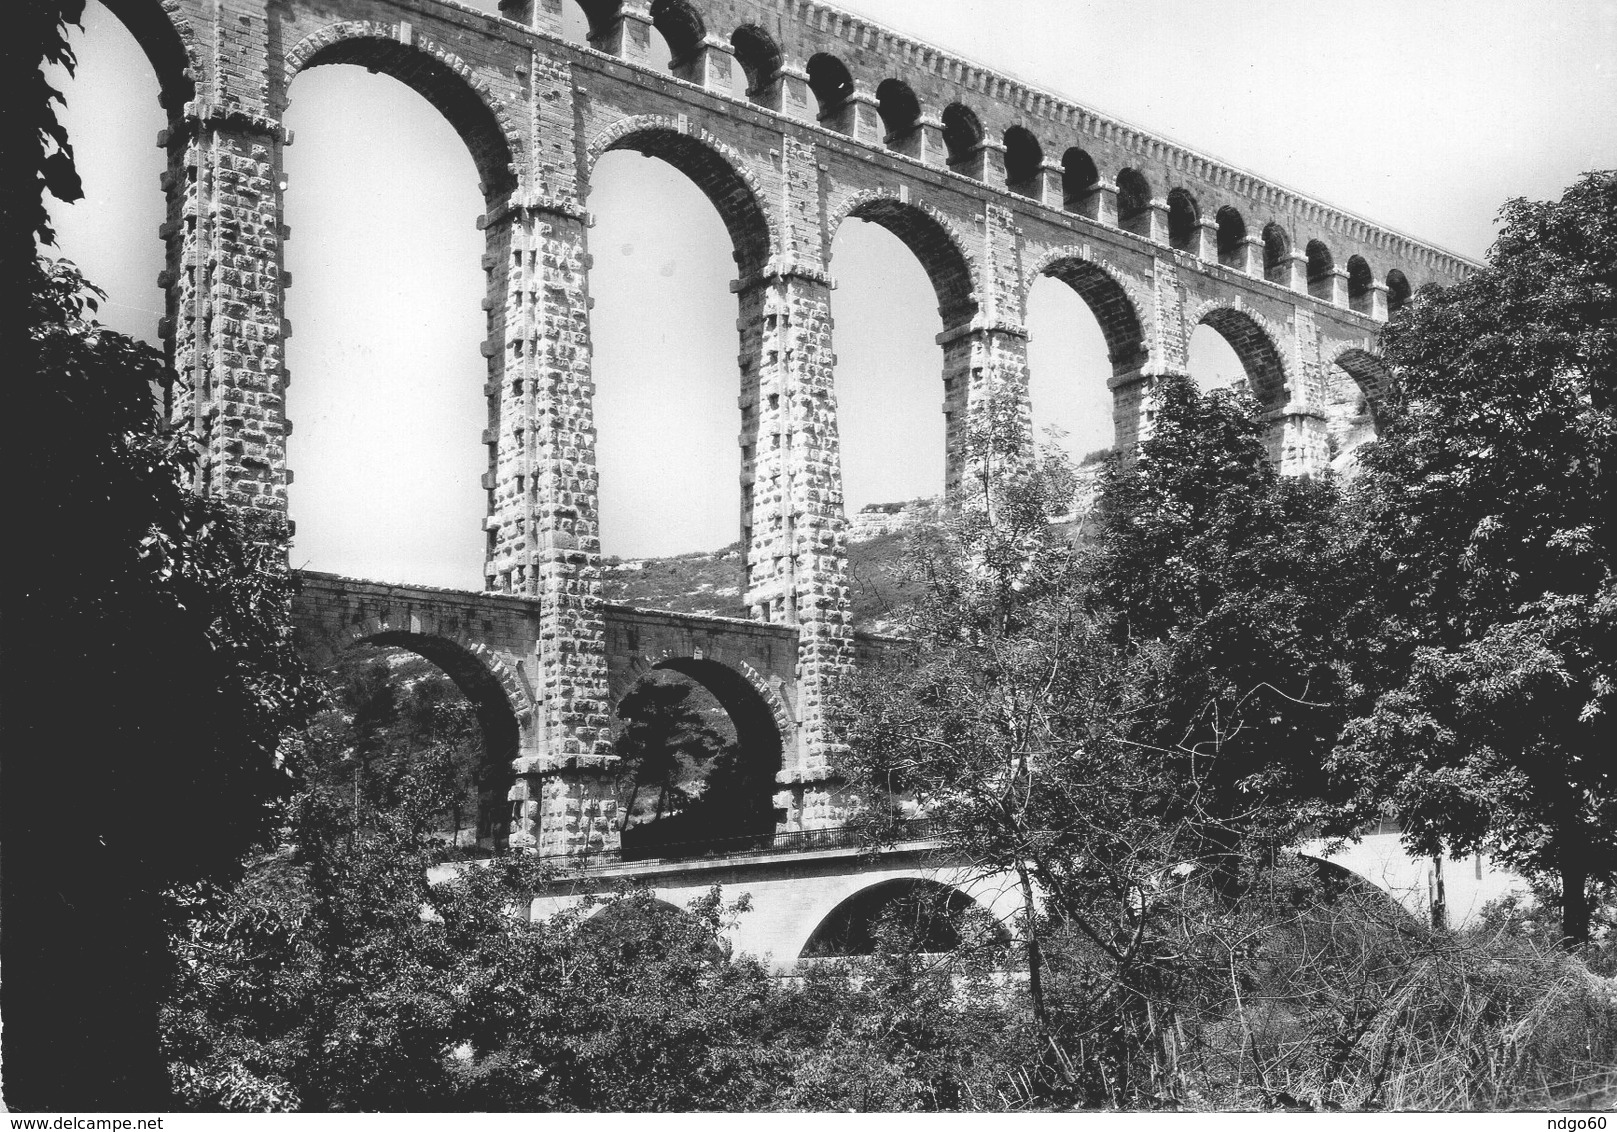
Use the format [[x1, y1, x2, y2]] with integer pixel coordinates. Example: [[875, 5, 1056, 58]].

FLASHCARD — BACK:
[[112, 0, 1475, 855]]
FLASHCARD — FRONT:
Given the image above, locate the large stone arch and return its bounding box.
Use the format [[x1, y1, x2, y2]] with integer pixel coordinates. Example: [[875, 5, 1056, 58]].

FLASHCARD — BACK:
[[316, 623, 529, 845], [1325, 342, 1392, 409], [609, 652, 793, 857], [283, 22, 521, 196], [99, 0, 199, 114], [1186, 298, 1291, 410], [1026, 248, 1151, 371], [828, 190, 981, 326], [611, 652, 794, 761], [1321, 343, 1392, 470], [587, 115, 777, 277]]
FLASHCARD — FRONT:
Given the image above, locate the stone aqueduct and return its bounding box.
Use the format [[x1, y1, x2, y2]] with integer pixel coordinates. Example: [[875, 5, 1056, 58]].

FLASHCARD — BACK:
[[96, 0, 1496, 957]]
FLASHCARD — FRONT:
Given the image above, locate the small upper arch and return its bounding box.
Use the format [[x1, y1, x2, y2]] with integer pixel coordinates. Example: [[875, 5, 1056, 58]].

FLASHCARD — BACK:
[[1346, 255, 1375, 315], [1306, 239, 1336, 300], [729, 24, 782, 98], [1216, 205, 1248, 269], [1262, 222, 1292, 285], [875, 78, 921, 147], [1116, 168, 1153, 236], [806, 52, 855, 118], [1061, 147, 1100, 215], [1003, 125, 1044, 193], [649, 0, 705, 67], [572, 0, 623, 43], [1167, 187, 1199, 251], [941, 103, 984, 169], [1385, 269, 1413, 313]]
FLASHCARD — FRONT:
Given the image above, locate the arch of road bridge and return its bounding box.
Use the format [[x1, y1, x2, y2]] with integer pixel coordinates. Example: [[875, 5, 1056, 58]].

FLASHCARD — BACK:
[[799, 876, 1012, 958], [786, 867, 1026, 965], [1295, 854, 1424, 924], [546, 859, 1027, 967]]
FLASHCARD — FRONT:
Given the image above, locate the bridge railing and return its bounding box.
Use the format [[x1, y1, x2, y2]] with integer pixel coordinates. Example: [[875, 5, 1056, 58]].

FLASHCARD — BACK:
[[556, 818, 945, 865]]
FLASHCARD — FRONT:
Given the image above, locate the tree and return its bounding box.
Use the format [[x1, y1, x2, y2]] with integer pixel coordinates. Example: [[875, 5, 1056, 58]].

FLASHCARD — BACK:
[[3, 3, 314, 1106], [613, 673, 733, 838], [1093, 372, 1358, 848], [2, 0, 84, 325], [1330, 172, 1617, 945], [292, 650, 486, 846], [165, 755, 791, 1111], [611, 671, 781, 857], [833, 382, 1393, 1106], [4, 256, 316, 1108]]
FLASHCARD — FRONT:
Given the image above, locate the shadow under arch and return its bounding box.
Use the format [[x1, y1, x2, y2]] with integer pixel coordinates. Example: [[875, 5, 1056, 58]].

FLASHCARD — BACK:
[[832, 195, 979, 326], [1296, 854, 1416, 922], [1323, 345, 1391, 470], [1035, 253, 1148, 371], [99, 0, 197, 114], [349, 629, 522, 846], [588, 118, 774, 277], [611, 654, 787, 859], [1195, 305, 1287, 410], [579, 892, 730, 961], [800, 878, 1009, 957], [284, 28, 518, 197], [1329, 346, 1391, 416]]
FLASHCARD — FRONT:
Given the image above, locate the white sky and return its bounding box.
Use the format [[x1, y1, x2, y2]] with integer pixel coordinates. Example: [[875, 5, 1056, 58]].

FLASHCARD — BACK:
[[49, 0, 1617, 588]]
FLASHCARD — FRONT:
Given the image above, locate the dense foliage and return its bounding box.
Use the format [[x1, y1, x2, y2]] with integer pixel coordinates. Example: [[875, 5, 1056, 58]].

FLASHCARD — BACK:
[[293, 649, 486, 844], [162, 757, 1039, 1111], [1095, 374, 1358, 843], [1331, 172, 1617, 943], [3, 255, 316, 1108]]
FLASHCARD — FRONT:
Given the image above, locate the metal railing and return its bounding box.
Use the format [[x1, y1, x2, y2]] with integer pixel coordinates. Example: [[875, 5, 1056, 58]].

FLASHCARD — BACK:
[[552, 817, 944, 865]]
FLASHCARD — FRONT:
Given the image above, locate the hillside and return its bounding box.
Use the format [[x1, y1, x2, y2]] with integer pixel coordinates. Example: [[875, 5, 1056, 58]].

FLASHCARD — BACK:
[[602, 467, 1103, 633], [599, 525, 923, 632]]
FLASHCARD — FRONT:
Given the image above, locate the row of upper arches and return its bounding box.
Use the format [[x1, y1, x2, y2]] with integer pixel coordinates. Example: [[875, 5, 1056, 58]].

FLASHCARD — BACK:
[[101, 0, 1423, 326], [559, 0, 1416, 321], [585, 115, 1390, 424]]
